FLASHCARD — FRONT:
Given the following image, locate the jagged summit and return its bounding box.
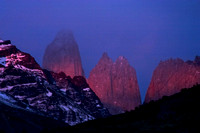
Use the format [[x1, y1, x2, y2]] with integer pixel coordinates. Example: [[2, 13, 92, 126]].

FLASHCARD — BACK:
[[102, 52, 110, 59], [117, 56, 126, 60], [98, 52, 113, 65], [88, 53, 141, 114], [0, 39, 11, 45], [115, 56, 129, 65], [43, 30, 84, 78], [0, 43, 41, 69], [145, 56, 200, 103]]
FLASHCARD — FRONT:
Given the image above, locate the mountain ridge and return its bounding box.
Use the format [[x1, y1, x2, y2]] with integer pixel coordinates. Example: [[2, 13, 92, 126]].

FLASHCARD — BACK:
[[145, 56, 200, 103], [0, 40, 110, 126]]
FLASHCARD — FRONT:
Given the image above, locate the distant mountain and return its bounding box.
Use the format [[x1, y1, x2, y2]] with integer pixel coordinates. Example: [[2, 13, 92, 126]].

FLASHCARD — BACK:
[[145, 56, 200, 103], [0, 40, 110, 126], [88, 52, 141, 114], [43, 30, 84, 78], [52, 84, 200, 133]]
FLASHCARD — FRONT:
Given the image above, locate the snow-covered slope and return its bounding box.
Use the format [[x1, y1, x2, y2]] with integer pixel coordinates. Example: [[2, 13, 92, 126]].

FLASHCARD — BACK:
[[0, 41, 110, 125]]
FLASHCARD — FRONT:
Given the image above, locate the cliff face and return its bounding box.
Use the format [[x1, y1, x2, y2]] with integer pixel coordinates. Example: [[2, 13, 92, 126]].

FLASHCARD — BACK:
[[88, 53, 141, 114], [45, 71, 110, 119], [43, 30, 84, 78], [145, 56, 200, 103]]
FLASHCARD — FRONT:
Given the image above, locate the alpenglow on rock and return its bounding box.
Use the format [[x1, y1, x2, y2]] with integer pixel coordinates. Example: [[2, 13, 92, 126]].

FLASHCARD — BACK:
[[0, 40, 110, 126], [88, 53, 141, 114], [43, 30, 84, 78], [145, 56, 200, 103]]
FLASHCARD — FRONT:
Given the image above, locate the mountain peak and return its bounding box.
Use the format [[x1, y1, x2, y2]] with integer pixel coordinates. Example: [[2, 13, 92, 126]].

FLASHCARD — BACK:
[[43, 30, 84, 77], [115, 56, 129, 64], [53, 29, 76, 46], [101, 52, 111, 60], [145, 56, 200, 103], [98, 52, 113, 64], [55, 29, 73, 39], [102, 52, 109, 58], [88, 53, 141, 114]]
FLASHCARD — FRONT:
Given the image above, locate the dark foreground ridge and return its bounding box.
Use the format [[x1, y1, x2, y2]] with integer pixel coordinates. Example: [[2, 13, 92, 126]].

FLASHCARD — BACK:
[[47, 84, 200, 133], [0, 100, 68, 133]]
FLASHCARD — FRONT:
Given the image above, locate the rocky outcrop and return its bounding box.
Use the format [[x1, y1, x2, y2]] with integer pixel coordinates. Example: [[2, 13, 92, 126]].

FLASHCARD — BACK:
[[0, 40, 109, 125], [145, 57, 200, 103], [0, 44, 41, 69], [44, 71, 110, 119], [42, 30, 84, 78], [88, 53, 141, 114], [0, 40, 11, 45]]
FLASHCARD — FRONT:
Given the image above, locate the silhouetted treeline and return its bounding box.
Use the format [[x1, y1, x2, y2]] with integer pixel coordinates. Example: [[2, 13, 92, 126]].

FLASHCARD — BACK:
[[46, 84, 200, 133]]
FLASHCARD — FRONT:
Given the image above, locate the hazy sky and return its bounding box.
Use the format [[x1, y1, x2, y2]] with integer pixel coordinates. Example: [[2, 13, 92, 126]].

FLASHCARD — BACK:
[[1, 0, 200, 102]]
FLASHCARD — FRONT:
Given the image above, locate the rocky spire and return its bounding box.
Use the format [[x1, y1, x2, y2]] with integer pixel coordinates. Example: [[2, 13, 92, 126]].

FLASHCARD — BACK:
[[145, 57, 200, 103], [88, 53, 141, 114], [42, 30, 84, 78]]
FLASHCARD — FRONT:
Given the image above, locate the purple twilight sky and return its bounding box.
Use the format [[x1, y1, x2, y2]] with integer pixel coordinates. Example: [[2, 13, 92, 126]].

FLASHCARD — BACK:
[[0, 0, 200, 102]]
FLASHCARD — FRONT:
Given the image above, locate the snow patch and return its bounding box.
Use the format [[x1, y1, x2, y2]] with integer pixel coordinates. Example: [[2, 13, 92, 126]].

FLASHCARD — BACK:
[[25, 106, 34, 112], [0, 57, 6, 66], [14, 95, 26, 100], [0, 86, 13, 91], [60, 88, 66, 92], [0, 92, 35, 113], [0, 92, 16, 103], [60, 105, 70, 111], [0, 40, 3, 42], [83, 88, 90, 91], [37, 100, 43, 104], [0, 44, 12, 50], [0, 93, 11, 100], [96, 104, 101, 108], [14, 64, 44, 77], [46, 90, 52, 97], [76, 101, 81, 105]]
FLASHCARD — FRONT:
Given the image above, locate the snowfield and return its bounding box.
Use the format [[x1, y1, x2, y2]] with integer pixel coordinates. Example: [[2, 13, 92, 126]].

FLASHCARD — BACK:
[[0, 57, 6, 66]]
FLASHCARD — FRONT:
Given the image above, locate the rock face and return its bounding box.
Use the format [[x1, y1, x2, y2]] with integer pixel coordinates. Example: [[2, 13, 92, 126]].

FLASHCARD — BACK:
[[0, 41, 110, 126], [88, 53, 141, 114], [44, 71, 110, 119], [145, 57, 200, 103], [43, 30, 84, 78]]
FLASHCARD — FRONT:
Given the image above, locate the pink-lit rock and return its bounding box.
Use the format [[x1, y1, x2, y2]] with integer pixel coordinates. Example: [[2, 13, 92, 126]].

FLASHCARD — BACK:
[[43, 30, 84, 78], [88, 53, 141, 114], [145, 56, 200, 103]]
